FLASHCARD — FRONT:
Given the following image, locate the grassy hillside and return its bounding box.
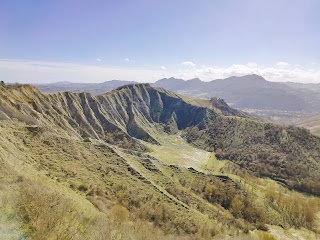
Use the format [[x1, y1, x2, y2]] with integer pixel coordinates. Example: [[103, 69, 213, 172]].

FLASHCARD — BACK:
[[1, 120, 319, 239], [183, 116, 320, 195], [1, 83, 320, 239]]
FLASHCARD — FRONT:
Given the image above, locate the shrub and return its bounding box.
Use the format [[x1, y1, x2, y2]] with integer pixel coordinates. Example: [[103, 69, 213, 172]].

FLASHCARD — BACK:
[[17, 183, 81, 239], [265, 187, 319, 229], [111, 204, 129, 224], [231, 195, 245, 218]]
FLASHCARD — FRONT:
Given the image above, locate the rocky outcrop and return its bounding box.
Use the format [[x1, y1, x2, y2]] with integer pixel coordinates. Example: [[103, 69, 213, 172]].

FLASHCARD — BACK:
[[0, 83, 213, 144]]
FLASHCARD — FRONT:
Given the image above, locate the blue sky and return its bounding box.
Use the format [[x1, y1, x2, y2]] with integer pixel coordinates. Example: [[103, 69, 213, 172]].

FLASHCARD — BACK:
[[0, 0, 320, 83]]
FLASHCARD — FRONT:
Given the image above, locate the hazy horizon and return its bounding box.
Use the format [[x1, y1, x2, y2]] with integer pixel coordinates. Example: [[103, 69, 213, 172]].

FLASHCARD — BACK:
[[6, 73, 319, 85]]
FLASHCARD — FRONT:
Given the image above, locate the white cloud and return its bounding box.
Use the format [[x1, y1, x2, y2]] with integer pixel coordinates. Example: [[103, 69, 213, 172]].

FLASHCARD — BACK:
[[160, 66, 167, 70], [96, 58, 101, 62], [181, 61, 196, 67], [191, 63, 320, 83], [1, 59, 320, 84], [171, 62, 320, 83], [124, 58, 131, 62], [277, 61, 290, 67]]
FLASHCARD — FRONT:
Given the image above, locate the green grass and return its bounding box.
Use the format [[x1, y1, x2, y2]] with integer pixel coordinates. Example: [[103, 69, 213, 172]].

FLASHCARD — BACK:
[[143, 132, 212, 171], [205, 152, 228, 173]]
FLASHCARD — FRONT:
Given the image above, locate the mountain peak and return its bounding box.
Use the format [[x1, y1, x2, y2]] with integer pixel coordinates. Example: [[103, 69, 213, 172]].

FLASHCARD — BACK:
[[245, 74, 267, 81], [224, 74, 267, 82]]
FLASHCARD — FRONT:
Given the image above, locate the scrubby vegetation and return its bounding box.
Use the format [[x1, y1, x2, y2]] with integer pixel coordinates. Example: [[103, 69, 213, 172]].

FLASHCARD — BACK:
[[184, 115, 320, 195], [265, 185, 319, 229]]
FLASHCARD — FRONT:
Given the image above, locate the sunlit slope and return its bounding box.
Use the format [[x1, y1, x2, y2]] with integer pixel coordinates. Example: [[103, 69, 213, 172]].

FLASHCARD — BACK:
[[143, 133, 211, 170]]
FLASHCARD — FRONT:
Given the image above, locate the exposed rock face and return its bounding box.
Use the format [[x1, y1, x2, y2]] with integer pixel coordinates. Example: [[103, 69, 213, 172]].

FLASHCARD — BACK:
[[0, 83, 213, 144]]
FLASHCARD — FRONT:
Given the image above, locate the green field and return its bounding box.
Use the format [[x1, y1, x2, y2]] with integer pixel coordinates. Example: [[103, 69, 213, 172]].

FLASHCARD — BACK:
[[143, 133, 211, 170]]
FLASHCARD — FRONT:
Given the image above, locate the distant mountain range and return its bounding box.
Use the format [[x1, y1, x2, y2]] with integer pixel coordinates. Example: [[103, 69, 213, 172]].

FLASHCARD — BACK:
[[153, 75, 320, 113], [33, 74, 320, 113]]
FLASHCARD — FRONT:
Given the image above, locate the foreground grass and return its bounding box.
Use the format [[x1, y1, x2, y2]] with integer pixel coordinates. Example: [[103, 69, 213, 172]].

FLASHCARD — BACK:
[[1, 121, 320, 239]]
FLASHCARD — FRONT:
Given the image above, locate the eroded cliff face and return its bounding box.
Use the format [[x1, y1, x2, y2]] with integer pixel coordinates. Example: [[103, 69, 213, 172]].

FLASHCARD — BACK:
[[0, 84, 213, 145]]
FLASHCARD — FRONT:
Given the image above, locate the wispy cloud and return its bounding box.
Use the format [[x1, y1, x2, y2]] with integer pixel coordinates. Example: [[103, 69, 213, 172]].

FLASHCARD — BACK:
[[1, 59, 320, 83], [181, 61, 196, 67], [190, 63, 320, 83], [96, 58, 102, 62], [124, 58, 131, 62]]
